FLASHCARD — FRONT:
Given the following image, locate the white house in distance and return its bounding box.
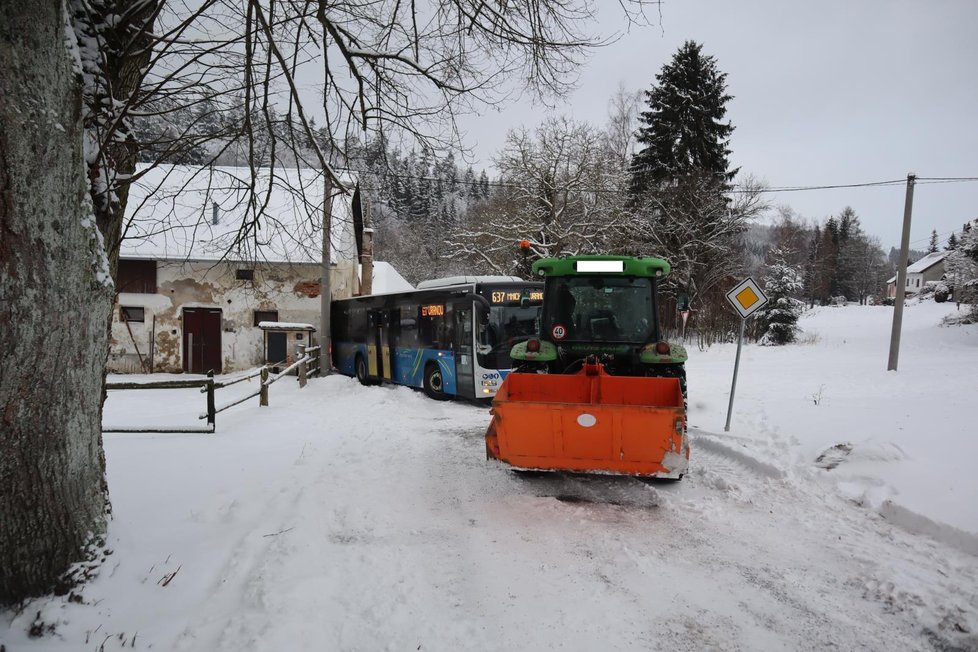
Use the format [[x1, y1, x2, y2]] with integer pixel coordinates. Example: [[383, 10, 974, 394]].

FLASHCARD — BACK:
[[109, 164, 411, 374], [886, 251, 949, 298]]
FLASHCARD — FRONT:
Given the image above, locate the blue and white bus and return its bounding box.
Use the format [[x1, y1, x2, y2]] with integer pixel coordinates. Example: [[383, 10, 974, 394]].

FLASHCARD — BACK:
[[331, 276, 544, 400]]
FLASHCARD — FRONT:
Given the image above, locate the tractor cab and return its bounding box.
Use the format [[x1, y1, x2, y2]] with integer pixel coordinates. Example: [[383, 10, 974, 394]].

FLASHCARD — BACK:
[[510, 255, 685, 378], [542, 272, 659, 374]]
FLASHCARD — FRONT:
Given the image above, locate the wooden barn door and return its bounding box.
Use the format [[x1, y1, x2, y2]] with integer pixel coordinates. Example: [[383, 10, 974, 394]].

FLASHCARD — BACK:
[[183, 308, 223, 374]]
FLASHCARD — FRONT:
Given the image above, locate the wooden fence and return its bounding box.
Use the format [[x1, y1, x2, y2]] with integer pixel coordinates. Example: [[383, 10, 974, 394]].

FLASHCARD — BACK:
[[103, 345, 323, 434]]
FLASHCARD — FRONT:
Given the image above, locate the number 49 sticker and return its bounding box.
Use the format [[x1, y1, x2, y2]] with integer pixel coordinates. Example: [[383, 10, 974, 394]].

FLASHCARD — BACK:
[[552, 324, 567, 340]]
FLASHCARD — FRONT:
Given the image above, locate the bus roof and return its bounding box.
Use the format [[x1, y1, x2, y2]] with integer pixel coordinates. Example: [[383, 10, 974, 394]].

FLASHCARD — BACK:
[[532, 255, 671, 278], [332, 278, 540, 303], [415, 275, 525, 289]]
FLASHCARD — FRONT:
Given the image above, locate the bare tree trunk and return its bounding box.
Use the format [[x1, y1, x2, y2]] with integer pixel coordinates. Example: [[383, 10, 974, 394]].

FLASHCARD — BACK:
[[0, 0, 112, 604]]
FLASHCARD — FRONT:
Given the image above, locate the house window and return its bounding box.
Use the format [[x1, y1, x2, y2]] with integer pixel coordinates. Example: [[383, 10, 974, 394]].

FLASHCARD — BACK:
[[117, 259, 156, 294], [120, 306, 145, 323], [254, 310, 279, 327], [236, 269, 255, 281]]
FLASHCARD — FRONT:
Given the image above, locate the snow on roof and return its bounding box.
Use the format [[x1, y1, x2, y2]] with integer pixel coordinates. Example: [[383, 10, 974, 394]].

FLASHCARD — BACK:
[[360, 262, 414, 294], [258, 321, 316, 331], [415, 275, 524, 289], [886, 251, 948, 283], [120, 164, 359, 264]]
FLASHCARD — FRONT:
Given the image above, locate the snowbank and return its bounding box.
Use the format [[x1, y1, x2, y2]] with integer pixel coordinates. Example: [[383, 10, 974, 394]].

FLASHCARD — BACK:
[[687, 301, 978, 538]]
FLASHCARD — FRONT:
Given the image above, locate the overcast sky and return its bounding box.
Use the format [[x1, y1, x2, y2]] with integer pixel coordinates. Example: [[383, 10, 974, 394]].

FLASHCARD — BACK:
[[454, 0, 978, 251]]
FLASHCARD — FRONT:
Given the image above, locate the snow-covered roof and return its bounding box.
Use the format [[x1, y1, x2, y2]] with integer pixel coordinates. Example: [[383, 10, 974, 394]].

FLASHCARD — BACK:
[[120, 164, 359, 264], [886, 251, 948, 284], [363, 262, 414, 294], [415, 275, 523, 289]]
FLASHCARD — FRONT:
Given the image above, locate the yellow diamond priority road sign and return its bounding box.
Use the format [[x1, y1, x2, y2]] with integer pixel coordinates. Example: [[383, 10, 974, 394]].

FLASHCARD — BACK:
[[725, 277, 768, 319]]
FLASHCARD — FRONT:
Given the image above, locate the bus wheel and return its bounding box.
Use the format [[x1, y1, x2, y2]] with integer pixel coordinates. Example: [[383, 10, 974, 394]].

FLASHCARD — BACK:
[[423, 363, 450, 401], [355, 355, 371, 386]]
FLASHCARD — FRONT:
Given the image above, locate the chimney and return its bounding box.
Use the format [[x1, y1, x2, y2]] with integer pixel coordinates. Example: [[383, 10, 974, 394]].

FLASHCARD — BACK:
[[360, 228, 374, 296], [212, 201, 219, 225]]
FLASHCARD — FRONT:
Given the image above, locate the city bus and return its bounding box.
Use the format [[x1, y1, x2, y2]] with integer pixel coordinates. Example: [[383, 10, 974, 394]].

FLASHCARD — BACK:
[[331, 277, 544, 400]]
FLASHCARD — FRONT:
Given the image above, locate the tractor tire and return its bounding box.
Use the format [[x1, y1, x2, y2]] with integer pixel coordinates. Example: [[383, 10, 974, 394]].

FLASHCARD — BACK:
[[423, 363, 451, 401], [355, 354, 371, 386]]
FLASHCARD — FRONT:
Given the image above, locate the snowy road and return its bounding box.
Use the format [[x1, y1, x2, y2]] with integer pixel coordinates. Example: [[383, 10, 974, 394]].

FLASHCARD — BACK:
[[187, 383, 974, 652], [8, 372, 975, 652]]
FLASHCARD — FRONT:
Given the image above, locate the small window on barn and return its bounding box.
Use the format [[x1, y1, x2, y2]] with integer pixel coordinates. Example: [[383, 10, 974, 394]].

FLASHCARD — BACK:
[[120, 306, 145, 323], [254, 310, 279, 327], [236, 269, 255, 281], [117, 259, 156, 294]]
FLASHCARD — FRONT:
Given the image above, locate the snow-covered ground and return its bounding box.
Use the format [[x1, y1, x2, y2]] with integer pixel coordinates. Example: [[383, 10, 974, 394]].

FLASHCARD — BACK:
[[3, 302, 977, 651]]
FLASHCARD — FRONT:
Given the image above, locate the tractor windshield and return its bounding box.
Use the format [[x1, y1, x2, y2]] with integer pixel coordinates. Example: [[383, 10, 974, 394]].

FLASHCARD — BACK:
[[544, 275, 657, 344]]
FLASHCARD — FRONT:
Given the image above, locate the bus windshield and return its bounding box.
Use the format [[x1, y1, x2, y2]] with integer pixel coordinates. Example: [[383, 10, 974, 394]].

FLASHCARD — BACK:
[[476, 286, 543, 369], [544, 276, 655, 343]]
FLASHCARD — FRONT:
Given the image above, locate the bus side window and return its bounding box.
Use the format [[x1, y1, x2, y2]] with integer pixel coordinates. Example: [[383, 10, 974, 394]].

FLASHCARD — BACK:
[[399, 304, 419, 348], [419, 306, 436, 347], [333, 306, 348, 342], [351, 307, 367, 342], [439, 304, 455, 349]]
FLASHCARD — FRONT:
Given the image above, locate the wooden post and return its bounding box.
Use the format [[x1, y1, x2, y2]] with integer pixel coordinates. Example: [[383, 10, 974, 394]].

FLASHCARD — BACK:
[[298, 344, 307, 388], [206, 370, 216, 430], [260, 367, 269, 406]]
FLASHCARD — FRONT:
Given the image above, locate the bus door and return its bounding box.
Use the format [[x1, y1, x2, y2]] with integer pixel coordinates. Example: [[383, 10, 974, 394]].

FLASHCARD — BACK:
[[367, 309, 393, 381], [452, 301, 475, 398]]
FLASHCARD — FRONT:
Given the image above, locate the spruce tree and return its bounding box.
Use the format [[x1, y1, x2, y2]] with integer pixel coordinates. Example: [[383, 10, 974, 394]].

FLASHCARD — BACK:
[[946, 233, 958, 251], [928, 229, 939, 253], [630, 40, 736, 194], [626, 41, 751, 306], [757, 248, 804, 345]]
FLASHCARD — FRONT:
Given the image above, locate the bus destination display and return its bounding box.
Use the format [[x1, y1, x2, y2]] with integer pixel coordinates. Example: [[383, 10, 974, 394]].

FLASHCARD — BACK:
[[490, 290, 544, 303], [421, 304, 445, 317]]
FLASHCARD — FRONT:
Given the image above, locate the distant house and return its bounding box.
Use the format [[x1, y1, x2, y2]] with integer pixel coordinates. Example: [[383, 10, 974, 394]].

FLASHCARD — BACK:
[[109, 165, 412, 374], [886, 251, 948, 298]]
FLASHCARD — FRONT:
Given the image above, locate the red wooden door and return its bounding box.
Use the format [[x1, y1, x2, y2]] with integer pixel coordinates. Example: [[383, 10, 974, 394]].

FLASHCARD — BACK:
[[183, 308, 223, 374]]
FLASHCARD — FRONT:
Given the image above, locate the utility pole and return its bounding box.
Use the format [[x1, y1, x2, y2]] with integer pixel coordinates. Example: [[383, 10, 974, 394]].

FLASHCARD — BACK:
[[887, 173, 916, 371], [320, 173, 333, 374]]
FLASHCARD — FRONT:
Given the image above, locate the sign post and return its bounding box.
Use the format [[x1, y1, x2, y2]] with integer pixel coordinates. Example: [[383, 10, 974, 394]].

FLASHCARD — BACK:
[[723, 277, 769, 432]]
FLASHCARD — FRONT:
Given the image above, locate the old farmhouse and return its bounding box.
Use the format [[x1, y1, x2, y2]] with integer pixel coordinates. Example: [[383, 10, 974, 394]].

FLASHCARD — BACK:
[[109, 165, 411, 374]]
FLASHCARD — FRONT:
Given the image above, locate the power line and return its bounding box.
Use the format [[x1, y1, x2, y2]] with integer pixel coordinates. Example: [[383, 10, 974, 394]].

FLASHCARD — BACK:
[[741, 179, 907, 194], [369, 169, 978, 199], [378, 172, 920, 196]]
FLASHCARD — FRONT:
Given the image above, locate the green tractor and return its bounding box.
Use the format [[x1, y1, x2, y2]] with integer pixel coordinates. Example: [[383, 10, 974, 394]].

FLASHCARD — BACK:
[[509, 255, 688, 392]]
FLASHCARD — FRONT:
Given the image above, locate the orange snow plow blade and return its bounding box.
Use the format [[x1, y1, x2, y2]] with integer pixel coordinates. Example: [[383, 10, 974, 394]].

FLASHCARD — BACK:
[[485, 362, 688, 478]]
